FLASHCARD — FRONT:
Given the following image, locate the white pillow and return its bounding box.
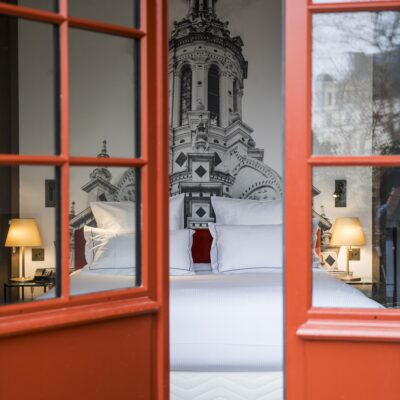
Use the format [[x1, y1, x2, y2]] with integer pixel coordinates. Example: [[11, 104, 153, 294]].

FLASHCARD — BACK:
[[91, 202, 135, 231], [169, 229, 195, 276], [170, 194, 185, 230], [211, 197, 282, 225], [84, 226, 136, 276], [209, 224, 283, 273], [91, 196, 185, 231], [84, 225, 194, 276]]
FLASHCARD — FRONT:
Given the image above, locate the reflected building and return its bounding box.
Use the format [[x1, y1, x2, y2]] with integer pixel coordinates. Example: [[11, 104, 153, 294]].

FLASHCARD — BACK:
[[313, 52, 374, 155], [313, 48, 400, 155]]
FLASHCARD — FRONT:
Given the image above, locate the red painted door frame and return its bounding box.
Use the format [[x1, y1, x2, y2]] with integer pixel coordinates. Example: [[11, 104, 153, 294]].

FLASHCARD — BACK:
[[286, 1, 400, 399], [0, 1, 169, 399]]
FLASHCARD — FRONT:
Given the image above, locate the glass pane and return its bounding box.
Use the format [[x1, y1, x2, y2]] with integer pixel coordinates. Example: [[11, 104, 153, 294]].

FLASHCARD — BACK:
[[69, 166, 140, 296], [17, 0, 58, 12], [0, 16, 57, 155], [312, 12, 400, 155], [311, 166, 400, 309], [69, 0, 137, 28], [0, 166, 60, 305], [69, 28, 138, 158]]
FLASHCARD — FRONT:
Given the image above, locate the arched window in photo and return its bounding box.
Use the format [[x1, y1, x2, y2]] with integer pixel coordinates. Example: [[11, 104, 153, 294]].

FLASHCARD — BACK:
[[208, 64, 220, 126], [180, 64, 192, 125], [233, 77, 239, 113]]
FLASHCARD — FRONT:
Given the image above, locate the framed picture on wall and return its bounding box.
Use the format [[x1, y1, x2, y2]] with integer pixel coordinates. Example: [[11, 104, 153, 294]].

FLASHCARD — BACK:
[[320, 251, 338, 270]]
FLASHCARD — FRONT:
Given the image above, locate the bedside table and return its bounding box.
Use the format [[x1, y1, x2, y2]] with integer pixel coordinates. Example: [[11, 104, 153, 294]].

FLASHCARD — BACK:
[[4, 281, 54, 303]]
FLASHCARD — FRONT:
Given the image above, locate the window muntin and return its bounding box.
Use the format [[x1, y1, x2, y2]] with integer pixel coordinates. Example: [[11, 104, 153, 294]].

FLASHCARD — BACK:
[[312, 12, 400, 156], [208, 64, 220, 126], [180, 64, 192, 126]]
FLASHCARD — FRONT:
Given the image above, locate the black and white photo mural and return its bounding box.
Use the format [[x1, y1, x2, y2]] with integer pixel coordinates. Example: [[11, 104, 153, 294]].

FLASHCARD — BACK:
[[169, 0, 283, 227], [68, 0, 283, 246]]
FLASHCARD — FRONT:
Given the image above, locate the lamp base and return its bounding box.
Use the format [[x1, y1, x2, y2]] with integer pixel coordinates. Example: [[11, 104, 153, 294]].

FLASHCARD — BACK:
[[339, 274, 361, 282], [10, 277, 33, 283]]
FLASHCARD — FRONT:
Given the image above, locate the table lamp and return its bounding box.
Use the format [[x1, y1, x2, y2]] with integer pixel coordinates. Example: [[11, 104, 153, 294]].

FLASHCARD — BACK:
[[5, 218, 42, 282], [330, 217, 365, 282]]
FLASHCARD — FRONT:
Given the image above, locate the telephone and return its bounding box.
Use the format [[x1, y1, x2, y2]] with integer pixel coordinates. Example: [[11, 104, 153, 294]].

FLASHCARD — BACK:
[[34, 268, 56, 284]]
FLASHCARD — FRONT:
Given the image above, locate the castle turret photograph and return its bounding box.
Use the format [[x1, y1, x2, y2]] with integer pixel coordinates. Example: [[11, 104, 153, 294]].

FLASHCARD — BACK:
[[169, 0, 282, 227]]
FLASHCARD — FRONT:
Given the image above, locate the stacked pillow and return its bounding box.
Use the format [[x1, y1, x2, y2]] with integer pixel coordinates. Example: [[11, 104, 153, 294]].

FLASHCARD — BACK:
[[84, 226, 136, 276], [91, 194, 186, 231], [211, 196, 282, 225], [209, 197, 283, 273], [83, 194, 194, 276]]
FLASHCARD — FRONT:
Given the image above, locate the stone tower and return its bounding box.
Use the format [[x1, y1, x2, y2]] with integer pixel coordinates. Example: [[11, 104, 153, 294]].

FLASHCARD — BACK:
[[169, 0, 282, 228]]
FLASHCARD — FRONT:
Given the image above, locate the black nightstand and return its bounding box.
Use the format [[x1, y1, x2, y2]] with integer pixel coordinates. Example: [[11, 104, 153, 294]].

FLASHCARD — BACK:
[[4, 281, 54, 303]]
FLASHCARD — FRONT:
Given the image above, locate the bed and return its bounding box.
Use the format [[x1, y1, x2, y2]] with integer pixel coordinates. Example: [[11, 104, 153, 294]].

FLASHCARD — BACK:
[[41, 263, 381, 400], [40, 198, 382, 399], [41, 228, 381, 400]]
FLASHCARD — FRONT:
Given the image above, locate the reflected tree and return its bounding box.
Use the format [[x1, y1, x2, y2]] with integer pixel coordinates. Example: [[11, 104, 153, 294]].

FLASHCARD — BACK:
[[313, 12, 400, 156]]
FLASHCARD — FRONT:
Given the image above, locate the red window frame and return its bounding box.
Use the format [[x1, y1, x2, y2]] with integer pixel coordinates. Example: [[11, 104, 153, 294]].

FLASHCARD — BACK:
[[0, 0, 169, 355], [286, 0, 400, 396]]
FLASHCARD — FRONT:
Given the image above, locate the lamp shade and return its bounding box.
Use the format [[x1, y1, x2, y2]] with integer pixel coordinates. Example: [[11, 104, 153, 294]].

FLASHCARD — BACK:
[[330, 217, 366, 247], [5, 219, 42, 247]]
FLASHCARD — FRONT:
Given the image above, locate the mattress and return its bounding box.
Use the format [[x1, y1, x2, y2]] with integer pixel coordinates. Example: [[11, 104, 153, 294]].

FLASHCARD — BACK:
[[170, 371, 283, 400]]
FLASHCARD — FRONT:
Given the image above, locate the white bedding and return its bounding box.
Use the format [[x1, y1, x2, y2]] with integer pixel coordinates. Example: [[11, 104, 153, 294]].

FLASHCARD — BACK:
[[170, 266, 381, 372], [40, 268, 136, 299], [41, 265, 381, 372]]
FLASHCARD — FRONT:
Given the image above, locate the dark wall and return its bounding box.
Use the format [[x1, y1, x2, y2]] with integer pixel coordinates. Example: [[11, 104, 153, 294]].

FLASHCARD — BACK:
[[0, 12, 19, 304]]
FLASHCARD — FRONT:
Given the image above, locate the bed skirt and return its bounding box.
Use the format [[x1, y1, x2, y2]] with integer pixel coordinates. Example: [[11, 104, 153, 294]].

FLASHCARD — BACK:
[[170, 371, 283, 400]]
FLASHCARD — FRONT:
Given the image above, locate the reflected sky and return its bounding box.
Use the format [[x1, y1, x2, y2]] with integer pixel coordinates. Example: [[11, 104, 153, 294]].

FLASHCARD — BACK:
[[313, 13, 400, 79]]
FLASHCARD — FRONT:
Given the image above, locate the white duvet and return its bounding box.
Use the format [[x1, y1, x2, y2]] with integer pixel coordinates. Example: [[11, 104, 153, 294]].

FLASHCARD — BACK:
[[41, 265, 381, 372], [170, 266, 381, 372]]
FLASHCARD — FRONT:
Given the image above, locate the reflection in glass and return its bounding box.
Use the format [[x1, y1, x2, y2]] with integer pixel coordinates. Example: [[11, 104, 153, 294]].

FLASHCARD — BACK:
[[68, 164, 140, 296], [312, 12, 400, 155], [0, 16, 57, 155], [69, 29, 137, 158], [17, 0, 57, 12], [0, 166, 60, 305], [312, 166, 400, 309], [69, 0, 137, 28]]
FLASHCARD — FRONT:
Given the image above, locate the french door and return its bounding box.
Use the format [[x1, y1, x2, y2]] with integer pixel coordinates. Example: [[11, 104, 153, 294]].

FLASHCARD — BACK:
[[0, 1, 169, 399], [286, 0, 400, 399]]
